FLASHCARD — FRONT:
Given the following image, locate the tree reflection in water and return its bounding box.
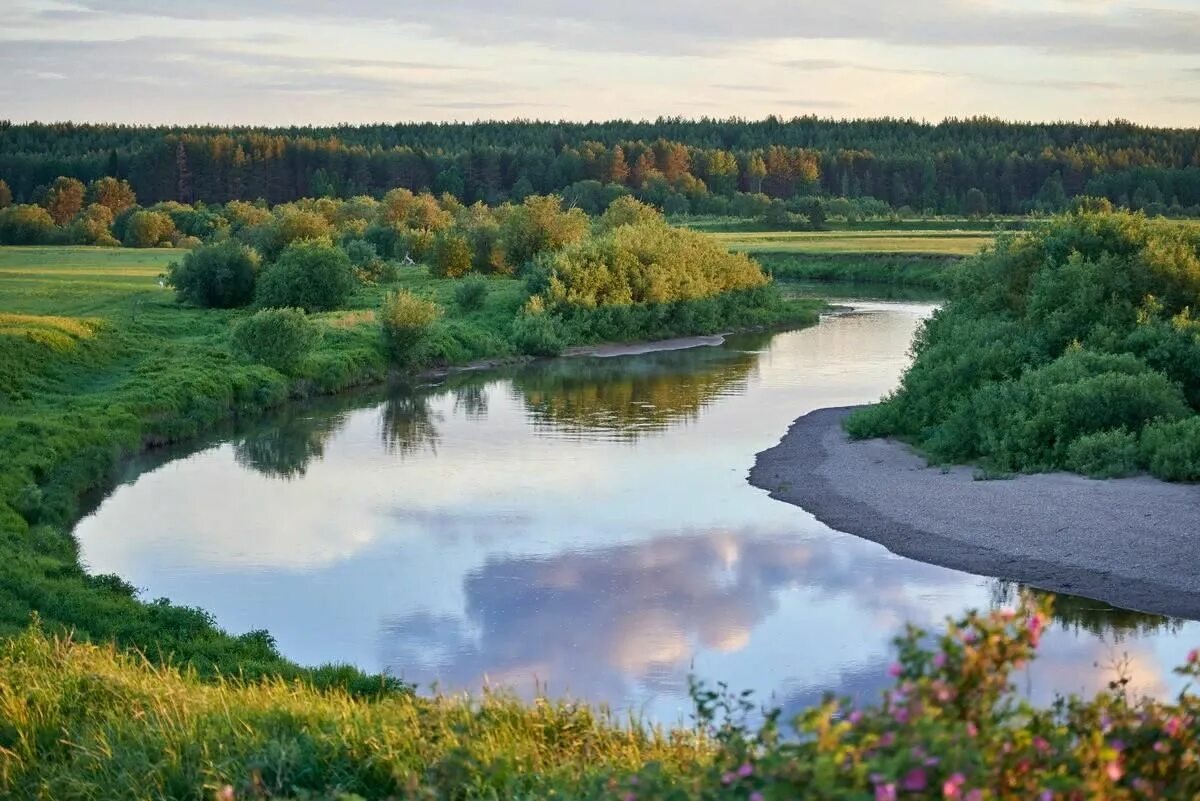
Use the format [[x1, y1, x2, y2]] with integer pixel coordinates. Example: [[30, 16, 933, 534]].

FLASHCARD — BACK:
[[512, 334, 770, 442], [991, 581, 1184, 640]]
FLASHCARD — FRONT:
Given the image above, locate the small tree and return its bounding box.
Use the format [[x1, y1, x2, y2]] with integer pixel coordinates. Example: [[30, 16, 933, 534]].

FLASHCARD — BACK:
[[255, 240, 355, 312], [168, 240, 261, 308], [40, 177, 86, 226], [123, 210, 176, 247], [230, 308, 319, 374], [87, 177, 137, 215], [964, 187, 988, 218], [380, 289, 441, 362], [0, 179, 12, 210], [430, 231, 473, 278]]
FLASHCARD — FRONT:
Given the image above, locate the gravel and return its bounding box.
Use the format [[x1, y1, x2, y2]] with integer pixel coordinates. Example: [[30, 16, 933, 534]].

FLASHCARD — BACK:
[[748, 406, 1200, 619]]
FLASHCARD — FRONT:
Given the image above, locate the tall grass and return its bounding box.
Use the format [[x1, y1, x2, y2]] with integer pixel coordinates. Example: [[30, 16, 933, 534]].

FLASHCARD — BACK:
[[0, 627, 705, 800]]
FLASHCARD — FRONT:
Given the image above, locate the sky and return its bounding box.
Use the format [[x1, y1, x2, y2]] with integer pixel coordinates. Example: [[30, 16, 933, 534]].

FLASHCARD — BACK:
[[3, 0, 1199, 126]]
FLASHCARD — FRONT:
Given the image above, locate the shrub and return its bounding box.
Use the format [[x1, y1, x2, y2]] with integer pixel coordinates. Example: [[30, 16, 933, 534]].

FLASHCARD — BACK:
[[167, 241, 261, 308], [597, 195, 662, 231], [0, 204, 56, 244], [430, 230, 473, 278], [380, 290, 441, 362], [1142, 417, 1200, 482], [853, 210, 1200, 480], [342, 239, 394, 284], [255, 240, 355, 312], [123, 210, 176, 248], [1066, 428, 1141, 478], [453, 275, 489, 311], [511, 312, 567, 357], [230, 308, 319, 374]]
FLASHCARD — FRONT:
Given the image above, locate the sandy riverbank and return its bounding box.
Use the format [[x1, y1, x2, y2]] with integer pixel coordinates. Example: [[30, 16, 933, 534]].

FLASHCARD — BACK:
[[749, 406, 1200, 619]]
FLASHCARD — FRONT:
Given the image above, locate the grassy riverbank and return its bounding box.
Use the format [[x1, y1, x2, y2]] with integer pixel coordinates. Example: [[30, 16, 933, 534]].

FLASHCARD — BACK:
[[0, 245, 820, 691]]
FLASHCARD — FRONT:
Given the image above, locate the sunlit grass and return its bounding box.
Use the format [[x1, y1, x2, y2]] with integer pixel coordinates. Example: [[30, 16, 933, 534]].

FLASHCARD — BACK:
[[710, 229, 994, 256]]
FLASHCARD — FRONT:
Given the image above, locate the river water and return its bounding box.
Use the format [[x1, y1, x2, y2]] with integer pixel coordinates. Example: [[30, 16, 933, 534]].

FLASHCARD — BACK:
[[74, 300, 1200, 725]]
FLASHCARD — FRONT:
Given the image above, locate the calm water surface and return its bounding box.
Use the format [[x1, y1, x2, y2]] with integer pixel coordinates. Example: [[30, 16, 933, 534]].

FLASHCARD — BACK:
[[75, 301, 1200, 724]]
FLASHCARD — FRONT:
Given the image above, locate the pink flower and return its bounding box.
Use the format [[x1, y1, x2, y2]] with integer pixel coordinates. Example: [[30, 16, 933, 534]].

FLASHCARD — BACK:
[[880, 732, 896, 747], [1039, 791, 1052, 801], [934, 652, 947, 669], [623, 793, 636, 801], [1106, 761, 1123, 782], [1033, 736, 1050, 753], [1189, 648, 1199, 664], [875, 783, 898, 801], [888, 663, 902, 677], [902, 768, 927, 792], [1166, 716, 1183, 737], [849, 710, 864, 725], [750, 793, 764, 801], [966, 791, 983, 801], [218, 788, 235, 801], [722, 772, 735, 785], [942, 773, 966, 799], [738, 763, 754, 778], [894, 707, 909, 725], [966, 721, 978, 737]]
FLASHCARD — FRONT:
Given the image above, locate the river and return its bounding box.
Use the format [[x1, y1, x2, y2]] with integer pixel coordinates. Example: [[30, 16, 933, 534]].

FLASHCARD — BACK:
[[74, 299, 1200, 726]]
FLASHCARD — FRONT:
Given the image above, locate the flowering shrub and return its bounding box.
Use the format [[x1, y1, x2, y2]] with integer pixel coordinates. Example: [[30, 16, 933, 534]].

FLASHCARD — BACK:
[[606, 596, 1200, 800]]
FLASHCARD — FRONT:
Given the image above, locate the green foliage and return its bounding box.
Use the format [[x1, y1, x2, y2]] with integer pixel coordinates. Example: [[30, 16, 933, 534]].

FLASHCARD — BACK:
[[597, 195, 663, 230], [123, 209, 176, 247], [167, 240, 261, 308], [849, 210, 1200, 480], [500, 194, 589, 267], [511, 311, 567, 356], [1141, 417, 1200, 482], [0, 204, 56, 244], [1066, 428, 1141, 478], [537, 218, 768, 309], [454, 274, 489, 311], [255, 240, 355, 312], [380, 289, 441, 362], [430, 229, 474, 278], [230, 308, 320, 374]]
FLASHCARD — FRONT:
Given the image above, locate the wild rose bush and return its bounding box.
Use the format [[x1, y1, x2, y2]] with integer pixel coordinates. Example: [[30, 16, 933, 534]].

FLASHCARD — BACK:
[[606, 597, 1200, 800]]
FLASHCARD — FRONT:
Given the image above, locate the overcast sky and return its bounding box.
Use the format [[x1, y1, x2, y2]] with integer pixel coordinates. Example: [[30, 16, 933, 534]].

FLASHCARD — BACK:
[[4, 0, 1199, 126]]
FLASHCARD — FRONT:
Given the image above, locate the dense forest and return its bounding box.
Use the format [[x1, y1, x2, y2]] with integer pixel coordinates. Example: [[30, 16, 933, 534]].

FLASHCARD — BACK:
[[2, 117, 1199, 216]]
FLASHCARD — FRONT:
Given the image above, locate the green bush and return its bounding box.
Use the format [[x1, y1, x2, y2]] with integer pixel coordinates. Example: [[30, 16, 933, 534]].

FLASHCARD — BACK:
[[1142, 417, 1200, 482], [380, 289, 441, 362], [230, 308, 320, 374], [167, 241, 261, 308], [123, 210, 176, 247], [430, 230, 473, 278], [852, 210, 1200, 480], [511, 312, 567, 357], [454, 275, 489, 311], [1066, 428, 1141, 478], [0, 204, 56, 244], [255, 240, 355, 312]]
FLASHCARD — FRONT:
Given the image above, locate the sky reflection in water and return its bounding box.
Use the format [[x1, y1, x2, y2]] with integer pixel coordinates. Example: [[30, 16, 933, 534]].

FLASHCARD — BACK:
[[74, 302, 1200, 725]]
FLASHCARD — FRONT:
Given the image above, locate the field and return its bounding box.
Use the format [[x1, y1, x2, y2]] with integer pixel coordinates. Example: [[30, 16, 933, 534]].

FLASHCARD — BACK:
[[709, 229, 995, 256]]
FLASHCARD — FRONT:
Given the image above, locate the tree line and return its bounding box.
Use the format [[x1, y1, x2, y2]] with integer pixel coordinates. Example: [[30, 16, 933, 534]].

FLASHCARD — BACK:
[[2, 117, 1198, 217]]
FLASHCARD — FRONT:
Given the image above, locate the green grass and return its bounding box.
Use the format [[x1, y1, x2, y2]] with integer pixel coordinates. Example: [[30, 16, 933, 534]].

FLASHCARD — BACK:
[[0, 627, 705, 800], [709, 229, 995, 256]]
